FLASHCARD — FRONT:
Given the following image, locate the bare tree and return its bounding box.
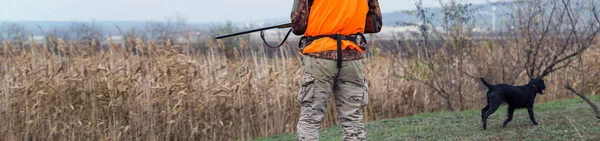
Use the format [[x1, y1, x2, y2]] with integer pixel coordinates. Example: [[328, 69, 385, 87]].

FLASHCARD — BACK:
[[511, 0, 600, 79], [402, 0, 600, 112], [510, 0, 600, 119], [144, 14, 188, 41], [401, 0, 478, 111], [69, 20, 102, 41], [1, 23, 26, 41], [209, 21, 242, 58]]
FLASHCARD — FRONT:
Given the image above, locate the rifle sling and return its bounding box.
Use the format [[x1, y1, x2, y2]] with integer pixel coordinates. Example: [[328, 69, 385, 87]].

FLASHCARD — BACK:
[[336, 35, 343, 68], [259, 29, 293, 48]]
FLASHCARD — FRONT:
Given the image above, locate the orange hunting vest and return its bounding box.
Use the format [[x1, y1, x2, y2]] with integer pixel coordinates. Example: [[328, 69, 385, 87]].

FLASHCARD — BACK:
[[302, 0, 369, 54]]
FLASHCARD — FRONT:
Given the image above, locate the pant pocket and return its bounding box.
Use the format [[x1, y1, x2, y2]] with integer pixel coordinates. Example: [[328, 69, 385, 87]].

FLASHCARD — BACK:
[[298, 75, 315, 104], [361, 78, 369, 107]]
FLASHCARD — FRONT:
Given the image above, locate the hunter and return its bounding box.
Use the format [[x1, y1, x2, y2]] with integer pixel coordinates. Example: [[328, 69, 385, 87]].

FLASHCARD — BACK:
[[292, 0, 380, 140]]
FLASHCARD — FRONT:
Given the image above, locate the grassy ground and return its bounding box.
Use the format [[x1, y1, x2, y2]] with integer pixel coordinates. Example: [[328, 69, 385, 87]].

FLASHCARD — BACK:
[[254, 95, 600, 141]]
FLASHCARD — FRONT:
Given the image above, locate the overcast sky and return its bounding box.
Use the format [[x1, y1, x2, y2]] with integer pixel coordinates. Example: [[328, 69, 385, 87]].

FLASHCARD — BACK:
[[0, 0, 488, 23]]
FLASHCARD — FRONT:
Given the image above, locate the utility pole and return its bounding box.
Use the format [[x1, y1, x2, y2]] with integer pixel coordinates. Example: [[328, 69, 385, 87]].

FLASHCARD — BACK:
[[488, 0, 497, 32]]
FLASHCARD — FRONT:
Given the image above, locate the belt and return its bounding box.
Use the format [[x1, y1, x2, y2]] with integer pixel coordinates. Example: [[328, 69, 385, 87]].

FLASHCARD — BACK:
[[299, 33, 367, 68], [305, 49, 363, 61]]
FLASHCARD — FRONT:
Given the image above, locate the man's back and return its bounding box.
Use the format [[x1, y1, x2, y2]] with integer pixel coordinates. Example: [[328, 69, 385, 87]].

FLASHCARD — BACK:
[[301, 0, 369, 54], [304, 0, 368, 36]]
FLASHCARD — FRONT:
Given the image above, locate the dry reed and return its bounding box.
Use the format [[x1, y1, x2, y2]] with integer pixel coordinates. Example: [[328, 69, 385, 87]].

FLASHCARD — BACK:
[[0, 36, 598, 141]]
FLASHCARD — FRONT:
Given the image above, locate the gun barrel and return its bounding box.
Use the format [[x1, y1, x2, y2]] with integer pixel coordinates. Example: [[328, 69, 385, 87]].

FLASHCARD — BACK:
[[214, 23, 292, 39]]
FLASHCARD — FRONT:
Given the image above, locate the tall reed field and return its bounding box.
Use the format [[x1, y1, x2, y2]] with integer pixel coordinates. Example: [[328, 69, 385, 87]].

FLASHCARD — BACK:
[[1, 33, 599, 140]]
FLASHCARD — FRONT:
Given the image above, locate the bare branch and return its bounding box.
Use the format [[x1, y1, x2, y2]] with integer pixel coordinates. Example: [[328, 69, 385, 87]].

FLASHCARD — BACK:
[[536, 0, 600, 78], [564, 85, 600, 119], [406, 72, 447, 97], [540, 45, 590, 77]]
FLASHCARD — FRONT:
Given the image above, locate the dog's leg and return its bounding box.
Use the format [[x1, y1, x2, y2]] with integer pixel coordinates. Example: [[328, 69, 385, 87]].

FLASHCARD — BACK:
[[481, 96, 491, 122], [482, 98, 501, 130], [481, 105, 489, 122], [527, 107, 539, 125], [503, 106, 516, 127]]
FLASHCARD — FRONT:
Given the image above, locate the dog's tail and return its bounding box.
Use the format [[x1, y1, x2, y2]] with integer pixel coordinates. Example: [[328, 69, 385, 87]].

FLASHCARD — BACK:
[[480, 77, 493, 90]]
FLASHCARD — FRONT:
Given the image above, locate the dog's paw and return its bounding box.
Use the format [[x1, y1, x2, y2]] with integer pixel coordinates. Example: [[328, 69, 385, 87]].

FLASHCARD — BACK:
[[533, 122, 539, 125]]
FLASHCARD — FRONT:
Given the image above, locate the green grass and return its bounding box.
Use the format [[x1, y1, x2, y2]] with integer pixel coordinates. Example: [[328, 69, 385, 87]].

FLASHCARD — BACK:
[[253, 95, 600, 141]]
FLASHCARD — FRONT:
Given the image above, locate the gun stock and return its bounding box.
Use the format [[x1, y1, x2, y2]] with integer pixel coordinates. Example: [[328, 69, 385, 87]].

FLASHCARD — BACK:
[[214, 23, 292, 39]]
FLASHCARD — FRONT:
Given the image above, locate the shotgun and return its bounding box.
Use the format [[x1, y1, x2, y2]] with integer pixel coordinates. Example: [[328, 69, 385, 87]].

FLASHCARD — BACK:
[[214, 23, 292, 39]]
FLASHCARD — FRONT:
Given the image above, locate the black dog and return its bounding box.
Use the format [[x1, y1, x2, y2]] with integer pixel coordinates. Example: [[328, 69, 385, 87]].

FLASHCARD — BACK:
[[479, 77, 546, 130]]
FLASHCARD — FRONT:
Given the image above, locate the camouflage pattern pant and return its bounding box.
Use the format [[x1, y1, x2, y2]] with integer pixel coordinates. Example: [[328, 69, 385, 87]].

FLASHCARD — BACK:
[[297, 55, 368, 141]]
